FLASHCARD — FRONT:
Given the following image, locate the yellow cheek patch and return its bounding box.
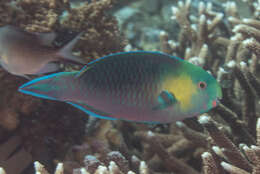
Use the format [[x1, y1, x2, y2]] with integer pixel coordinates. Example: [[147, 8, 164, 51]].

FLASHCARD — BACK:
[[162, 73, 197, 111]]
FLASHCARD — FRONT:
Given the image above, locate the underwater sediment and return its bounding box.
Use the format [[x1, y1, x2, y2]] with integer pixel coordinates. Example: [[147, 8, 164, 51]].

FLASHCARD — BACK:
[[0, 0, 259, 174]]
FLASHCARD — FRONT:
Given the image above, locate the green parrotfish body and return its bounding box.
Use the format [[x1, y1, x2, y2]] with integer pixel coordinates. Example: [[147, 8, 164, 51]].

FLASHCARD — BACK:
[[0, 25, 86, 78], [19, 51, 222, 123]]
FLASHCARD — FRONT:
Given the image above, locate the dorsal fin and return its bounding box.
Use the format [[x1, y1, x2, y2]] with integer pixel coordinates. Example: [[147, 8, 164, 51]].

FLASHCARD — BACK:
[[75, 65, 91, 78]]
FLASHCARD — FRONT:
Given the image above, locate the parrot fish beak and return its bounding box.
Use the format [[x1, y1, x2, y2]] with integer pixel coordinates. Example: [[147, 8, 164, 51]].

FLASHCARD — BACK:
[[212, 97, 221, 108]]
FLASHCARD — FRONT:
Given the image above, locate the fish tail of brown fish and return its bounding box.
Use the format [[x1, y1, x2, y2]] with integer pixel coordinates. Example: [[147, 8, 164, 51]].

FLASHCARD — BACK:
[[55, 32, 87, 65]]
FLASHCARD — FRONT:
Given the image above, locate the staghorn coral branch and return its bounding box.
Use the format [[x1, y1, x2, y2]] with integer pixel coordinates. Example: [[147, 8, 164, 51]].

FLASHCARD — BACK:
[[240, 62, 260, 99], [225, 37, 240, 63], [197, 15, 207, 51], [233, 24, 260, 42], [171, 0, 197, 56], [224, 1, 239, 18], [145, 131, 200, 174], [242, 18, 260, 29], [213, 103, 256, 144], [228, 16, 243, 25], [159, 31, 173, 54], [257, 119, 260, 146], [176, 121, 208, 148], [242, 145, 259, 165], [241, 145, 260, 174], [139, 161, 149, 174], [212, 37, 230, 47], [243, 38, 260, 58], [233, 63, 256, 137], [202, 152, 221, 174], [198, 115, 253, 172], [249, 54, 258, 74], [208, 13, 224, 33], [221, 161, 250, 174], [251, 146, 260, 174], [229, 17, 260, 30], [34, 161, 50, 174]]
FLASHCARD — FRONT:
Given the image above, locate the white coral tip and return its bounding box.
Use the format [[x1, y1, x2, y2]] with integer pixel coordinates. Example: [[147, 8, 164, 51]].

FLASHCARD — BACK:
[[227, 16, 236, 22], [96, 166, 108, 174], [178, 1, 184, 7], [220, 161, 233, 170], [229, 1, 236, 8], [239, 61, 247, 68], [226, 60, 236, 68], [206, 2, 212, 11], [80, 168, 89, 174], [191, 24, 197, 30], [200, 15, 206, 22], [34, 161, 43, 171], [257, 118, 260, 129], [176, 121, 184, 128], [242, 18, 251, 23], [198, 115, 210, 124], [140, 161, 147, 169], [171, 6, 178, 14], [219, 67, 227, 73], [131, 155, 139, 162], [232, 24, 245, 32], [147, 130, 154, 137], [201, 152, 212, 159], [108, 161, 117, 172], [242, 145, 250, 151], [230, 35, 237, 41], [0, 168, 6, 174], [217, 13, 224, 19], [243, 38, 254, 45], [199, 2, 205, 10], [160, 31, 167, 36], [55, 163, 64, 174], [128, 171, 136, 174]]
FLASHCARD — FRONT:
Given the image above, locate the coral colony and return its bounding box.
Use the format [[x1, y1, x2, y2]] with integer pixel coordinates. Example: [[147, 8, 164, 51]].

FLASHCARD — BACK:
[[0, 0, 259, 174]]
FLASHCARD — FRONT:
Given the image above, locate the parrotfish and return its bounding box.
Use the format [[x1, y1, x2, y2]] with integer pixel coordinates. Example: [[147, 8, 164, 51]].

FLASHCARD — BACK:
[[19, 51, 222, 123], [0, 25, 86, 78]]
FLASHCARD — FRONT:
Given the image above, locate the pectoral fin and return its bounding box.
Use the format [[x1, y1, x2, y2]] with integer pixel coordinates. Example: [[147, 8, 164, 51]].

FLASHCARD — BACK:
[[152, 90, 177, 110]]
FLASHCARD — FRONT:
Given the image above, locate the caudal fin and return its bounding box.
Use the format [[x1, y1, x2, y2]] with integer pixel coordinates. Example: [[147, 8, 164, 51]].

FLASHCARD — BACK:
[[57, 32, 87, 65], [18, 72, 75, 101]]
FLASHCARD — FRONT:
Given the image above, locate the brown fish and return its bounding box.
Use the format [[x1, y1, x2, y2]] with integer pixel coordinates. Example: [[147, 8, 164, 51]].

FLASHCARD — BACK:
[[0, 25, 87, 78]]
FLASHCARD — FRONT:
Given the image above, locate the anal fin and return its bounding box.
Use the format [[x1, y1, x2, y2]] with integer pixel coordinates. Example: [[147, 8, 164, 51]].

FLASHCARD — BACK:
[[66, 101, 116, 120]]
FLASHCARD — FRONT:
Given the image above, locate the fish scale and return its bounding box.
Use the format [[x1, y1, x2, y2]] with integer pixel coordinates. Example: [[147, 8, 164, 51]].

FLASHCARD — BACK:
[[81, 55, 160, 107]]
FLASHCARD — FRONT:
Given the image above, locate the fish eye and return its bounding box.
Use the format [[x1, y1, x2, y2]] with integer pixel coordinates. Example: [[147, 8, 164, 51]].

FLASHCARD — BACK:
[[198, 81, 207, 89]]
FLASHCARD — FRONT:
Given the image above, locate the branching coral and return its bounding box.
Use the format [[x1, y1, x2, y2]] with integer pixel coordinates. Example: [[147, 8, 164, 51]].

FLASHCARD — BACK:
[[160, 0, 225, 68], [26, 159, 149, 174], [201, 118, 260, 174], [156, 0, 260, 173]]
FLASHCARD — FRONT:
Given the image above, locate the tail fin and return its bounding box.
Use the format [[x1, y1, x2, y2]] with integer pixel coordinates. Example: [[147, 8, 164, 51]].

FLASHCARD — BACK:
[[57, 32, 87, 65], [18, 72, 76, 101]]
